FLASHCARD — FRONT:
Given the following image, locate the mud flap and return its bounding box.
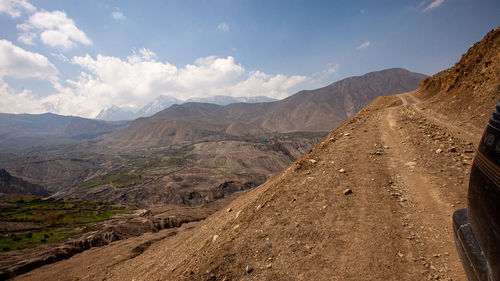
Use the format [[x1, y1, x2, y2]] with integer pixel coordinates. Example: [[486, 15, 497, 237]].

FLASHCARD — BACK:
[[453, 208, 493, 281]]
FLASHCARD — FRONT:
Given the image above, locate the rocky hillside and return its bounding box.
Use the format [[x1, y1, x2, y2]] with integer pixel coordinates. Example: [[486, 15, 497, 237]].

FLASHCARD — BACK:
[[416, 27, 500, 131], [13, 28, 499, 281], [0, 169, 49, 197]]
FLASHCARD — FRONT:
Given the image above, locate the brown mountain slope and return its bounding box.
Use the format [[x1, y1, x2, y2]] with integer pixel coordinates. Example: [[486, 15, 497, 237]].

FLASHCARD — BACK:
[[102, 68, 425, 149], [14, 92, 475, 281], [225, 68, 427, 132], [13, 29, 499, 281], [101, 103, 268, 149], [416, 27, 500, 131]]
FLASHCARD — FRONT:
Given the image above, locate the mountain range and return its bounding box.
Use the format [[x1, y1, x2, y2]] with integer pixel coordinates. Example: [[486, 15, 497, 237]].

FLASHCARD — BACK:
[[0, 113, 129, 151], [0, 68, 425, 152], [102, 68, 426, 149], [95, 95, 279, 121]]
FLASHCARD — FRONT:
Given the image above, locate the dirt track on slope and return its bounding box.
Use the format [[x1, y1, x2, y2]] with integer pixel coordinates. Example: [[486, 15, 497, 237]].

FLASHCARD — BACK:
[[400, 91, 481, 143], [12, 92, 480, 281]]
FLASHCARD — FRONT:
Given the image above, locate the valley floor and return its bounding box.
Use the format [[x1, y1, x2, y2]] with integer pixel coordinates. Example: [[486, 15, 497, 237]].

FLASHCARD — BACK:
[[14, 92, 474, 280]]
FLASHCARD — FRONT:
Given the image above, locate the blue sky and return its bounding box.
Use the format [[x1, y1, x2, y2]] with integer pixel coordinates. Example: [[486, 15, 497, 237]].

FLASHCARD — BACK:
[[0, 0, 498, 117]]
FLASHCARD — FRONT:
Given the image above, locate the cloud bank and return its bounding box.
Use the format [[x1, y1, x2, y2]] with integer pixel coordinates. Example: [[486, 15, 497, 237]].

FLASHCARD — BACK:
[[0, 41, 309, 117], [0, 39, 58, 113]]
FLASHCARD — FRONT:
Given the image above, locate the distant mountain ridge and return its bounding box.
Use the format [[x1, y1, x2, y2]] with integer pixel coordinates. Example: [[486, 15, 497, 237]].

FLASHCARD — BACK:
[[95, 95, 278, 121], [95, 105, 136, 122], [223, 68, 427, 132], [0, 113, 128, 150], [135, 95, 183, 118], [102, 68, 426, 149]]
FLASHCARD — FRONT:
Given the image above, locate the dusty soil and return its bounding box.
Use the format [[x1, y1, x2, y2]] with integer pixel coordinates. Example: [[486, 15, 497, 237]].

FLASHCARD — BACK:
[[13, 91, 487, 281], [11, 27, 500, 281], [1, 197, 237, 280]]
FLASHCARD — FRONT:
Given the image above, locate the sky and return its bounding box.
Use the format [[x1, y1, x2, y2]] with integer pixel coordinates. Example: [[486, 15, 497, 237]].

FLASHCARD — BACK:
[[0, 0, 498, 118]]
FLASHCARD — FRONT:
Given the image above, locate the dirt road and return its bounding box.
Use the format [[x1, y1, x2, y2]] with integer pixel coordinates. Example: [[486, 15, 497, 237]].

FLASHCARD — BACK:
[[14, 93, 477, 280], [400, 91, 481, 143]]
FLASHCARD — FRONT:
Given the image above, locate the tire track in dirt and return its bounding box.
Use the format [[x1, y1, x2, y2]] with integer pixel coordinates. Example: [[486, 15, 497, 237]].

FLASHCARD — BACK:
[[400, 92, 481, 144], [326, 129, 413, 280], [379, 97, 466, 280]]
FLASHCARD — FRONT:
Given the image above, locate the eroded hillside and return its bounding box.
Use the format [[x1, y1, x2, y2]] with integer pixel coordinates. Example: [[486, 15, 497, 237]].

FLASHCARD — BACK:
[[11, 28, 500, 281]]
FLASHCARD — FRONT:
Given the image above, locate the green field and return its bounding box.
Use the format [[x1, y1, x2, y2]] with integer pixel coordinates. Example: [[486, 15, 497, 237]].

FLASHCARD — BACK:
[[135, 155, 189, 172], [79, 171, 142, 189], [0, 198, 130, 226], [0, 228, 74, 252], [0, 198, 130, 252]]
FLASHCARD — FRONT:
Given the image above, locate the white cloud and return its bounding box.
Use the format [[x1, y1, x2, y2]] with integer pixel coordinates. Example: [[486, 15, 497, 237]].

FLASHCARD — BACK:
[[0, 40, 59, 114], [178, 56, 244, 89], [308, 63, 340, 87], [17, 9, 92, 49], [0, 0, 35, 18], [228, 71, 308, 99], [0, 43, 309, 117], [0, 84, 47, 114], [112, 10, 125, 20], [51, 52, 69, 62], [56, 53, 248, 116], [57, 53, 308, 116], [127, 48, 158, 63], [217, 21, 229, 31], [356, 40, 371, 50], [0, 39, 58, 81], [17, 31, 36, 45], [423, 0, 445, 12], [324, 63, 339, 75]]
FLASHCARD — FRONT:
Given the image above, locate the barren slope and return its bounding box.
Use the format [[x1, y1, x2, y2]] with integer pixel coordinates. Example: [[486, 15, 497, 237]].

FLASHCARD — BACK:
[[13, 28, 499, 280], [14, 92, 477, 281], [225, 68, 426, 132]]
